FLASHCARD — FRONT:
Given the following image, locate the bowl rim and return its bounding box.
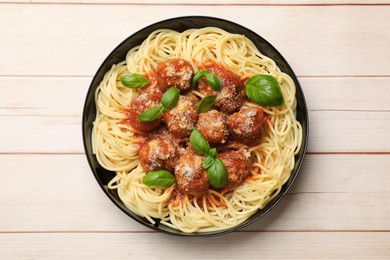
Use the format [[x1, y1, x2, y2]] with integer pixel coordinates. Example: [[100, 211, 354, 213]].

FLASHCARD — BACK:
[[82, 15, 309, 237]]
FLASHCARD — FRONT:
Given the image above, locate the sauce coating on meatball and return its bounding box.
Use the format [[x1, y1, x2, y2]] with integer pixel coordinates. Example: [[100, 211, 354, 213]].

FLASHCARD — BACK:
[[197, 110, 228, 144], [156, 58, 194, 92], [163, 94, 198, 138], [175, 148, 209, 197], [227, 106, 268, 146], [218, 147, 251, 190], [139, 137, 179, 172], [125, 90, 163, 132], [198, 63, 246, 114]]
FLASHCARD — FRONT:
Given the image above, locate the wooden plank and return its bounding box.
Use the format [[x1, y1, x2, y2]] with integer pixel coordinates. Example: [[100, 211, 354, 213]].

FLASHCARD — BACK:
[[0, 154, 143, 232], [301, 77, 390, 112], [0, 77, 90, 117], [0, 5, 389, 76], [0, 232, 389, 259], [0, 154, 389, 232], [0, 115, 83, 153], [308, 111, 390, 153], [289, 154, 390, 193], [1, 77, 390, 117], [3, 0, 390, 4], [1, 110, 389, 153]]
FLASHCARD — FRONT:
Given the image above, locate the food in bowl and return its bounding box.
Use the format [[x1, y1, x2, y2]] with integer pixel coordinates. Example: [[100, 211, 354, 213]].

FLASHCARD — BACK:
[[91, 27, 303, 233]]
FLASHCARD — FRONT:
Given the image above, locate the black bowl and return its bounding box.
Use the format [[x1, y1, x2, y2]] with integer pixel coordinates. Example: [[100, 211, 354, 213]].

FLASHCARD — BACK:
[[82, 16, 309, 237]]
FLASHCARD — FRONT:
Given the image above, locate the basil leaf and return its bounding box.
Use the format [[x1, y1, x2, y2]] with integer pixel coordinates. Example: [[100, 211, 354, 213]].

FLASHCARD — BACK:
[[120, 74, 149, 88], [206, 73, 222, 91], [207, 158, 228, 188], [209, 148, 217, 159], [197, 95, 216, 113], [161, 87, 180, 109], [191, 70, 208, 87], [137, 105, 164, 122], [203, 156, 215, 169], [245, 74, 284, 106], [189, 128, 211, 156], [142, 170, 175, 188]]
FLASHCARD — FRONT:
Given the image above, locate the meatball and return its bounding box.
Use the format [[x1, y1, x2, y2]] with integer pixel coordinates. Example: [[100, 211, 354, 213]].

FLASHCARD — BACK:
[[156, 58, 194, 92], [139, 137, 179, 172], [126, 90, 163, 132], [198, 66, 245, 114], [218, 147, 251, 190], [175, 148, 209, 197], [163, 94, 198, 138], [197, 110, 228, 144], [228, 106, 268, 146]]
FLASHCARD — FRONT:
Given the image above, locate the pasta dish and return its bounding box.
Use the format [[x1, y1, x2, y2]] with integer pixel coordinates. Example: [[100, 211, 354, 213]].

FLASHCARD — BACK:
[[92, 27, 302, 233]]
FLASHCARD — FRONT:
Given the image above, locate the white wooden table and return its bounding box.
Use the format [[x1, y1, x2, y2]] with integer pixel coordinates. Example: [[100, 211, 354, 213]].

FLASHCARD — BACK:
[[1, 1, 389, 259]]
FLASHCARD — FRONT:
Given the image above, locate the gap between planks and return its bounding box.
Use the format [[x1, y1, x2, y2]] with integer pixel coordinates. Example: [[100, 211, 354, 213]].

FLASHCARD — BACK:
[[1, 75, 390, 78], [1, 151, 390, 155], [0, 230, 389, 234], [1, 2, 390, 7], [2, 109, 390, 117]]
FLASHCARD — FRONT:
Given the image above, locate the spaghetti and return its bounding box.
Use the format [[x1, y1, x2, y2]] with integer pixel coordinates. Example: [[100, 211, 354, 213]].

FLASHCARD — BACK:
[[92, 27, 302, 233]]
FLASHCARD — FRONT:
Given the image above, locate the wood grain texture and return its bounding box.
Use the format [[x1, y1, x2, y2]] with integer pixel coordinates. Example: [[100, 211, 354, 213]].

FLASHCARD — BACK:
[[1, 77, 389, 153], [3, 0, 390, 4], [0, 4, 389, 76], [1, 110, 389, 153], [0, 154, 389, 232], [0, 232, 389, 259], [1, 1, 390, 258], [1, 77, 390, 117], [0, 77, 89, 117]]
